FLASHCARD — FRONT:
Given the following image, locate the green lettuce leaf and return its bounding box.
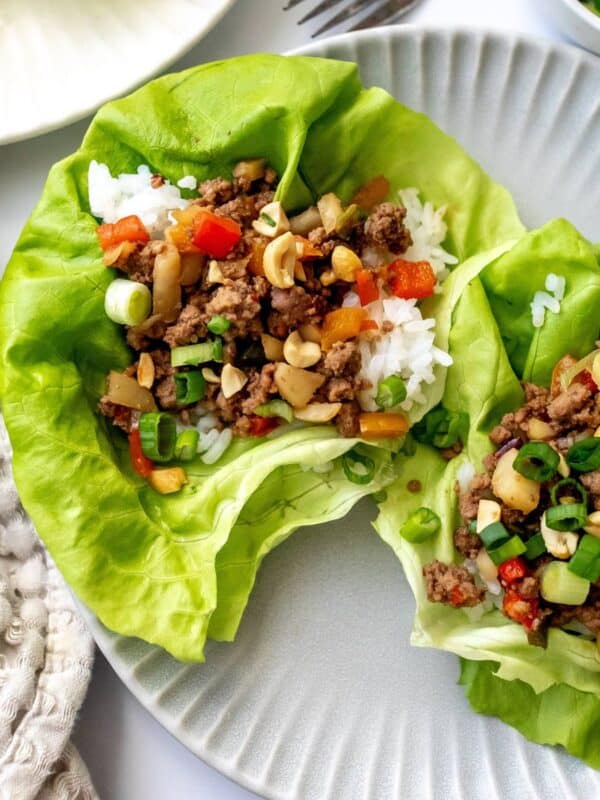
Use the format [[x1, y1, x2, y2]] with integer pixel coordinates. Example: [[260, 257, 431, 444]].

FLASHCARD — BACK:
[[0, 54, 524, 660], [374, 220, 600, 694], [459, 658, 600, 770]]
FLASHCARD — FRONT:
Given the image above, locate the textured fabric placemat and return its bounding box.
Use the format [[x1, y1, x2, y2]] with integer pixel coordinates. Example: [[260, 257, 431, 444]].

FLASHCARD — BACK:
[[0, 418, 98, 800]]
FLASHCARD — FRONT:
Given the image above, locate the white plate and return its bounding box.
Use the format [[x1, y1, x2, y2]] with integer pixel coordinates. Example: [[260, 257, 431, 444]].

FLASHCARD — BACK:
[[82, 27, 600, 799], [545, 0, 600, 54], [0, 0, 237, 145]]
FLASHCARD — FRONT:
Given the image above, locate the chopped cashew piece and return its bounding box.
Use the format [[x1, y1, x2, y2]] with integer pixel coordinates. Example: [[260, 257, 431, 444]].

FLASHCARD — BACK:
[[476, 549, 498, 582], [317, 193, 343, 234], [137, 352, 155, 389], [252, 201, 290, 238], [294, 403, 342, 423], [261, 333, 284, 361], [299, 323, 321, 344], [207, 260, 226, 284], [221, 364, 248, 399], [283, 330, 321, 369], [263, 232, 296, 288], [201, 367, 221, 384], [491, 448, 540, 513], [527, 417, 554, 441], [320, 270, 336, 287], [149, 468, 187, 494], [476, 499, 502, 533], [289, 206, 322, 236], [541, 512, 578, 559], [274, 363, 325, 408], [331, 245, 362, 282]]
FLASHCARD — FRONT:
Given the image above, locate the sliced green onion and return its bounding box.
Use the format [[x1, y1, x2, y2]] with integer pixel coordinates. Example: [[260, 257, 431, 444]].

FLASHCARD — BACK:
[[375, 375, 407, 409], [259, 212, 277, 228], [372, 490, 388, 504], [413, 406, 469, 449], [487, 535, 526, 565], [525, 532, 547, 560], [400, 507, 441, 543], [468, 520, 478, 534], [540, 561, 590, 605], [171, 339, 223, 367], [139, 412, 177, 463], [545, 503, 587, 532], [207, 315, 231, 335], [175, 429, 199, 461], [104, 279, 151, 326], [479, 521, 509, 550], [550, 478, 588, 506], [254, 399, 294, 423], [342, 448, 376, 485], [175, 371, 206, 405], [513, 442, 559, 482], [568, 534, 600, 581], [567, 437, 600, 472]]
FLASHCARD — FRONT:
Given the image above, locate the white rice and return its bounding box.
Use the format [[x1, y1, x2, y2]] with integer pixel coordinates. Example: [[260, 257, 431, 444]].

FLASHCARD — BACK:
[[399, 188, 458, 282], [88, 161, 192, 238], [456, 460, 476, 493], [530, 272, 566, 329], [343, 188, 457, 413]]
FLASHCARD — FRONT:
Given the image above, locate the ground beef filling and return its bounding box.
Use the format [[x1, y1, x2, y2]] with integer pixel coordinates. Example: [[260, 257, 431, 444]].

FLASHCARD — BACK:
[[424, 363, 600, 639], [98, 168, 414, 437]]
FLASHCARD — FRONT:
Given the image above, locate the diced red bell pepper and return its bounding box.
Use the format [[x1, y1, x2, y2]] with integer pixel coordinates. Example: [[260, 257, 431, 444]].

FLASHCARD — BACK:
[[248, 416, 279, 437], [192, 210, 242, 259], [129, 430, 154, 478], [360, 319, 378, 332], [449, 586, 469, 607], [96, 215, 150, 251], [575, 369, 598, 394], [387, 259, 436, 300], [498, 556, 529, 586], [502, 589, 539, 631], [355, 269, 379, 306]]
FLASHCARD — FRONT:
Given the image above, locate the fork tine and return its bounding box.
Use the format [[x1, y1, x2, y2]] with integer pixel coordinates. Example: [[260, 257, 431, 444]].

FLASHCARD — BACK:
[[298, 0, 345, 24], [312, 0, 380, 36], [349, 0, 418, 30], [283, 0, 309, 9]]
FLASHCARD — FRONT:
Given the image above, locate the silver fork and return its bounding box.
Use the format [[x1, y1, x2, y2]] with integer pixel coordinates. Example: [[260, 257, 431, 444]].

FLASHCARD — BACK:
[[284, 0, 421, 37]]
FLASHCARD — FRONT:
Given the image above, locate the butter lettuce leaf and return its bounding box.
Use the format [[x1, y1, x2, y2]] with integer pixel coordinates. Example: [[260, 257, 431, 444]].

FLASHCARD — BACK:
[[0, 54, 524, 660], [374, 221, 600, 694], [459, 659, 600, 770]]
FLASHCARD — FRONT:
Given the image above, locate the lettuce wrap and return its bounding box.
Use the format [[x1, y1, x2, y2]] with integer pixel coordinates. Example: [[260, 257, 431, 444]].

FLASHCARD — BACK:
[[374, 218, 600, 694], [0, 54, 526, 660]]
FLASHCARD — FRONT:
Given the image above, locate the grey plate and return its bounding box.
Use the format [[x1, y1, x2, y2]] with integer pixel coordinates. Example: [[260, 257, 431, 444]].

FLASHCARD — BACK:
[[82, 27, 600, 799]]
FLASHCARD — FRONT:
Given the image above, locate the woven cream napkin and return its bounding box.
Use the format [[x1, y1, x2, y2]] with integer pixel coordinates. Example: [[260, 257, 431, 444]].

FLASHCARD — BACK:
[[0, 419, 98, 800]]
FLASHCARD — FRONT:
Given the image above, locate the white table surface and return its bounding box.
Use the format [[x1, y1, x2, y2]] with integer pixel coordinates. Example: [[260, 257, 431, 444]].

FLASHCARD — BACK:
[[0, 0, 580, 797]]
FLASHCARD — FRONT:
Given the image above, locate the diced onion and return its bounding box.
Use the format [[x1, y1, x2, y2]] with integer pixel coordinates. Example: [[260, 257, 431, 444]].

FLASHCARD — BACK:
[[153, 243, 181, 323], [105, 371, 156, 412], [104, 279, 151, 326]]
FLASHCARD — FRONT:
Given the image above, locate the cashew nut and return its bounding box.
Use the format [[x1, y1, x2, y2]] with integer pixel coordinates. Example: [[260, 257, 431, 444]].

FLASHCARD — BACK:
[[137, 352, 155, 389], [261, 333, 284, 361], [527, 417, 555, 441], [221, 363, 248, 399], [207, 260, 226, 284], [476, 499, 501, 533], [262, 232, 296, 288], [331, 245, 362, 282], [201, 367, 221, 384], [252, 201, 290, 238], [294, 402, 342, 423], [541, 512, 578, 559], [317, 193, 343, 234], [283, 331, 321, 369]]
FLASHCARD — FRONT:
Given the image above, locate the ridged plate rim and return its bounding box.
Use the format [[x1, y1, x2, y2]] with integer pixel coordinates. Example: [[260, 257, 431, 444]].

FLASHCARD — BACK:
[[81, 26, 600, 800]]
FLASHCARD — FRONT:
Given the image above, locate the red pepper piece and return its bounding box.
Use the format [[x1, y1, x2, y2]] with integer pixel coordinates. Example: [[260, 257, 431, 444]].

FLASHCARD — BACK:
[[502, 589, 539, 631], [360, 319, 378, 332], [498, 556, 529, 585], [96, 215, 150, 250], [129, 430, 154, 478], [248, 416, 279, 437], [192, 210, 242, 258], [387, 259, 436, 300], [355, 269, 379, 306], [575, 369, 598, 394]]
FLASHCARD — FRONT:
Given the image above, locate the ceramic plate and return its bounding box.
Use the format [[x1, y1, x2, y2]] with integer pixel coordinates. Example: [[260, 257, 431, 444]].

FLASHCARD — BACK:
[[82, 27, 600, 799], [0, 0, 236, 145]]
